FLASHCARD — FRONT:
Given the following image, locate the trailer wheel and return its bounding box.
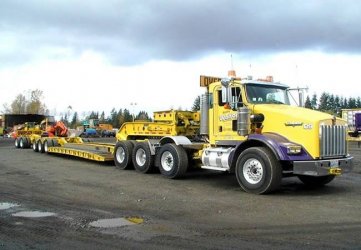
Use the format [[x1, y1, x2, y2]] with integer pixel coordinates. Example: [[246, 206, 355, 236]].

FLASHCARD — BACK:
[[132, 142, 154, 173], [298, 175, 335, 187], [32, 140, 39, 152], [15, 137, 20, 148], [43, 139, 53, 153], [114, 141, 134, 170], [235, 147, 282, 194], [19, 137, 25, 149], [24, 137, 30, 148], [157, 143, 188, 179], [38, 140, 45, 153]]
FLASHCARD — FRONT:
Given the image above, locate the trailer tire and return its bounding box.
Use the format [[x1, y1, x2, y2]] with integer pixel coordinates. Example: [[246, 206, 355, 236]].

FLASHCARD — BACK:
[[24, 137, 30, 148], [15, 137, 20, 148], [297, 175, 335, 187], [114, 141, 134, 170], [235, 147, 282, 194], [19, 137, 25, 149], [32, 140, 39, 152], [157, 143, 188, 179], [43, 139, 53, 153], [38, 140, 45, 153], [132, 142, 154, 173]]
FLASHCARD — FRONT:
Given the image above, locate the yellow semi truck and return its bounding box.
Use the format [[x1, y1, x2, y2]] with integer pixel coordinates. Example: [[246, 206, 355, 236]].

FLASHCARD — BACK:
[[29, 72, 353, 194]]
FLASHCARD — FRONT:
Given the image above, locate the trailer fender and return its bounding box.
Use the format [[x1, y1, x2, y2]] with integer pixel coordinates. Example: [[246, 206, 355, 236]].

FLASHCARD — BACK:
[[159, 136, 192, 146]]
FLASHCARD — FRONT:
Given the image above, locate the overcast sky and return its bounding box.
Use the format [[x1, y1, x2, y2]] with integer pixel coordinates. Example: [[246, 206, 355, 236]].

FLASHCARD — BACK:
[[1, 0, 361, 118]]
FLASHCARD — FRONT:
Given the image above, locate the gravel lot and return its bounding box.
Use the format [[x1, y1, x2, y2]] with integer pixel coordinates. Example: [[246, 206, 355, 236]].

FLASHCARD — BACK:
[[1, 137, 361, 249]]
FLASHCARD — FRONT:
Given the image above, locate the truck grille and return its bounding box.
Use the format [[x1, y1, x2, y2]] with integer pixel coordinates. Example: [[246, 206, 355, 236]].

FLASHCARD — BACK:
[[320, 125, 347, 158]]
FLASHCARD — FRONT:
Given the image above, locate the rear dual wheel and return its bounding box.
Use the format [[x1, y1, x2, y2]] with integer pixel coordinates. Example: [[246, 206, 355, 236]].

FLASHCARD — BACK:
[[157, 143, 188, 179], [114, 141, 134, 170], [113, 141, 189, 178], [32, 140, 39, 152], [132, 142, 154, 173], [20, 137, 30, 149], [37, 140, 45, 153]]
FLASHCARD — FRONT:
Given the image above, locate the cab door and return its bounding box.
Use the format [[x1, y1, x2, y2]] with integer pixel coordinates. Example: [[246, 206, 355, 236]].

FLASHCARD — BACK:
[[212, 86, 242, 143]]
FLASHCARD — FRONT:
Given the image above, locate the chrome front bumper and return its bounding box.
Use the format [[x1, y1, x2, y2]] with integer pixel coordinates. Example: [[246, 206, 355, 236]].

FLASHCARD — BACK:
[[293, 156, 353, 176]]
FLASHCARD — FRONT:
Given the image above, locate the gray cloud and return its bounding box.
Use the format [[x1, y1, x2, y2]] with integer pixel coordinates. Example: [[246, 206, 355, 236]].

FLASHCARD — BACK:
[[1, 0, 361, 66]]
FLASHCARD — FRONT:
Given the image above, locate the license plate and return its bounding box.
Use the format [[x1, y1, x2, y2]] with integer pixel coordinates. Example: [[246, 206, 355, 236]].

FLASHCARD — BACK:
[[330, 159, 339, 168]]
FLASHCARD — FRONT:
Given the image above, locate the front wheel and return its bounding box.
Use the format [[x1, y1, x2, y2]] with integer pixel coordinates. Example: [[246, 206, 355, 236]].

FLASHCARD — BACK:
[[298, 175, 335, 187], [157, 143, 188, 179], [235, 147, 282, 194]]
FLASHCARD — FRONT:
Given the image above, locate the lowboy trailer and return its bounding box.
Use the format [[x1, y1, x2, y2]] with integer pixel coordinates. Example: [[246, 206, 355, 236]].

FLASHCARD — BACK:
[[25, 72, 353, 194]]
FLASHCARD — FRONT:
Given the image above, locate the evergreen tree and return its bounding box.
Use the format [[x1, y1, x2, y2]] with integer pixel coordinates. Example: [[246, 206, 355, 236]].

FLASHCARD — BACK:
[[318, 92, 329, 111], [136, 111, 151, 121], [357, 97, 361, 108], [334, 95, 341, 116], [311, 94, 318, 110], [100, 111, 105, 123], [192, 95, 201, 111], [348, 97, 356, 109], [110, 108, 118, 128], [342, 98, 348, 109], [123, 109, 133, 122], [70, 112, 78, 128], [328, 94, 335, 112], [304, 95, 312, 109]]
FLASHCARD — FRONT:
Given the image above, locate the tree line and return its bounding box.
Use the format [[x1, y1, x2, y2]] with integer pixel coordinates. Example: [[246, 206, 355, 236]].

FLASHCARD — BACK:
[[60, 109, 152, 129], [4, 89, 361, 129], [304, 92, 361, 115]]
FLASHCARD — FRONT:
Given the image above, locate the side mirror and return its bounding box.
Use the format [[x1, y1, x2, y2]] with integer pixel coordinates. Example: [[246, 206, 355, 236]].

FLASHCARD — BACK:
[[221, 78, 231, 103]]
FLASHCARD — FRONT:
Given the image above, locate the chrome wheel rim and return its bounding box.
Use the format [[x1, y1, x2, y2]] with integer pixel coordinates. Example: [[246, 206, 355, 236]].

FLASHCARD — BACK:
[[44, 141, 48, 152], [116, 147, 125, 163], [243, 158, 263, 184], [135, 148, 146, 167], [161, 151, 173, 172]]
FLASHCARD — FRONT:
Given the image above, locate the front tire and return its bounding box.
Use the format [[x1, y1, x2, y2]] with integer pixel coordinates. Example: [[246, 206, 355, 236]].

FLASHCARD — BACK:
[[157, 143, 188, 179], [235, 147, 282, 194], [114, 141, 134, 170], [298, 175, 335, 187], [132, 142, 154, 173]]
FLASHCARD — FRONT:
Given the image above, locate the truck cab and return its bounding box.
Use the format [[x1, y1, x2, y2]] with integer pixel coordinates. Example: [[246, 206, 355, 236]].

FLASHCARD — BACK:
[[199, 74, 353, 193]]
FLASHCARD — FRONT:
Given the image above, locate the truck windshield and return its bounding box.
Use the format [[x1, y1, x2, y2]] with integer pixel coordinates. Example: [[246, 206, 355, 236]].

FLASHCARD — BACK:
[[245, 84, 290, 105]]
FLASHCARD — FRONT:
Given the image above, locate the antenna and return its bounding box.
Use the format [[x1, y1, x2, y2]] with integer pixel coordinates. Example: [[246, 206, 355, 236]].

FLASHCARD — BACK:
[[228, 54, 236, 77]]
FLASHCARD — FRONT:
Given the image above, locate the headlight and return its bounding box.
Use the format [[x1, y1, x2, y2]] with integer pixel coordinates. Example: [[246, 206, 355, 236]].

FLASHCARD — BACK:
[[283, 143, 302, 155]]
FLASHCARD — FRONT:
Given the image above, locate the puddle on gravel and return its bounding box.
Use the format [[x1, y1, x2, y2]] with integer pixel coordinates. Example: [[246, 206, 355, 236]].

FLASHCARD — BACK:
[[12, 211, 56, 218], [89, 217, 143, 228], [0, 202, 20, 210]]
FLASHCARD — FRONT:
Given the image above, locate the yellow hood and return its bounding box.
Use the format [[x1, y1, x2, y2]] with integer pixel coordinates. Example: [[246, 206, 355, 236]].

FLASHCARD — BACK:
[[252, 104, 345, 158]]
